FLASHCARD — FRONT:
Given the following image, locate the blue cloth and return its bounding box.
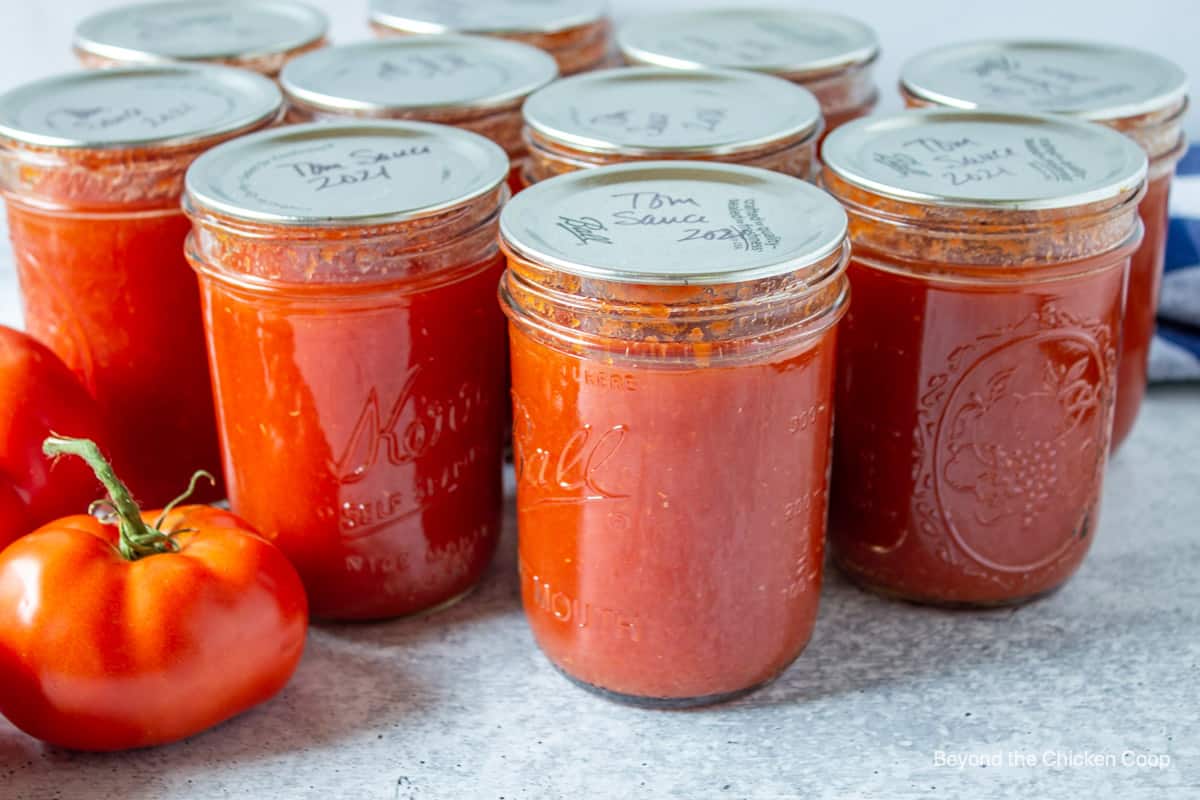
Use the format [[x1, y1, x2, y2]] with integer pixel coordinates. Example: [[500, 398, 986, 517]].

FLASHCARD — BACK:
[[1151, 144, 1200, 381]]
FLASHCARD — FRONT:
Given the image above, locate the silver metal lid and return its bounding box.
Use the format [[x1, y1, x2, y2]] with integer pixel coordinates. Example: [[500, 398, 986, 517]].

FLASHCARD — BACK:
[[369, 0, 608, 35], [901, 41, 1188, 122], [500, 161, 847, 285], [281, 36, 558, 116], [0, 65, 282, 150], [821, 110, 1148, 211], [523, 67, 821, 157], [185, 121, 509, 226], [74, 1, 328, 64], [617, 8, 878, 77]]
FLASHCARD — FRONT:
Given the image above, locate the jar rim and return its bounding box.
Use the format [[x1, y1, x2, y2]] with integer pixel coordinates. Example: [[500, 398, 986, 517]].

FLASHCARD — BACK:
[[73, 0, 328, 65], [368, 0, 608, 35], [821, 109, 1147, 213], [522, 66, 822, 158], [616, 8, 879, 78], [0, 65, 282, 151], [281, 36, 559, 118], [500, 160, 847, 286], [184, 120, 509, 227], [900, 39, 1189, 124]]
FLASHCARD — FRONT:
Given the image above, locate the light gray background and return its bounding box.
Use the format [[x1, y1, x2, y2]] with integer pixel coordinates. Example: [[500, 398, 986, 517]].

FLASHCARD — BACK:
[[0, 3, 1198, 800]]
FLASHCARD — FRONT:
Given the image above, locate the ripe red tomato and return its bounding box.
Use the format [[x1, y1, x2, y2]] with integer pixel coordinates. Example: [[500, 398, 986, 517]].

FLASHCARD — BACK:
[[0, 325, 106, 548], [0, 437, 308, 751]]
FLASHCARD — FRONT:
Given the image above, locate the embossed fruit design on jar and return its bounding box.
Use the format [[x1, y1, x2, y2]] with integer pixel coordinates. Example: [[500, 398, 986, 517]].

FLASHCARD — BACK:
[[368, 0, 612, 76], [184, 121, 510, 620], [519, 66, 823, 187], [0, 65, 281, 506], [617, 8, 879, 143], [900, 41, 1189, 452], [281, 36, 558, 194], [822, 110, 1147, 606], [500, 161, 850, 705], [72, 0, 329, 77]]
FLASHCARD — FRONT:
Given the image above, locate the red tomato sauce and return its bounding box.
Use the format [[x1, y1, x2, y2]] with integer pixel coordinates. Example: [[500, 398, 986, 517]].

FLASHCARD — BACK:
[[0, 67, 281, 506], [185, 121, 510, 620], [6, 206, 221, 506], [500, 162, 849, 703], [822, 111, 1147, 606]]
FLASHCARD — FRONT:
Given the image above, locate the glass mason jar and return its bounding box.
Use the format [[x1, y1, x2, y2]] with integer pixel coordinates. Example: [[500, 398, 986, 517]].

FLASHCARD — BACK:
[[369, 0, 612, 76], [184, 121, 510, 621], [281, 36, 558, 195], [616, 9, 878, 144], [899, 42, 1188, 452], [0, 65, 281, 506], [72, 0, 329, 77], [822, 110, 1147, 607], [499, 161, 850, 706], [520, 66, 823, 187]]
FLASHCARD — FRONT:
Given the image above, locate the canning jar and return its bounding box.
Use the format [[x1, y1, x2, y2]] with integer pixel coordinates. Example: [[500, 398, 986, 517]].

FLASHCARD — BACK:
[[281, 36, 558, 194], [617, 8, 878, 142], [899, 42, 1188, 452], [822, 110, 1147, 606], [184, 121, 509, 620], [73, 0, 329, 77], [520, 66, 822, 186], [0, 66, 281, 506], [369, 0, 612, 75], [500, 161, 850, 705]]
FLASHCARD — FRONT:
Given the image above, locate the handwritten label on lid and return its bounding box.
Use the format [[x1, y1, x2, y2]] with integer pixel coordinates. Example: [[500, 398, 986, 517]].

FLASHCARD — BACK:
[[186, 122, 508, 224], [370, 0, 606, 33], [501, 162, 846, 283], [822, 111, 1147, 210], [75, 1, 327, 60], [902, 42, 1188, 120], [0, 67, 280, 148], [282, 37, 557, 113], [523, 68, 820, 155], [618, 9, 877, 74]]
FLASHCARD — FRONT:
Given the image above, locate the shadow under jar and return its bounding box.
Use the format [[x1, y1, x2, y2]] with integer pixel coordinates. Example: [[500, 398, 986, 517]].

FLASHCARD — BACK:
[[822, 110, 1147, 607], [184, 121, 510, 621], [616, 8, 878, 145], [72, 0, 329, 78], [281, 36, 558, 195], [899, 41, 1189, 453], [368, 0, 612, 76], [520, 66, 823, 187], [500, 161, 850, 706], [0, 65, 281, 506]]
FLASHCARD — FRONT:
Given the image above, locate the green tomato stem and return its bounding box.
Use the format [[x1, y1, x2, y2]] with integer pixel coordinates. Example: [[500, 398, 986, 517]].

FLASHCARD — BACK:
[[42, 436, 175, 561]]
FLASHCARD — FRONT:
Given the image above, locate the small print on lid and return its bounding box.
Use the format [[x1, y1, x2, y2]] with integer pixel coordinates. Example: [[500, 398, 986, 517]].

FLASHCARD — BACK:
[[901, 41, 1188, 121], [73, 0, 328, 64], [369, 0, 608, 34], [523, 67, 822, 156], [0, 65, 282, 150], [617, 8, 878, 77], [185, 121, 509, 226], [821, 109, 1148, 211], [281, 36, 559, 115], [500, 160, 847, 285]]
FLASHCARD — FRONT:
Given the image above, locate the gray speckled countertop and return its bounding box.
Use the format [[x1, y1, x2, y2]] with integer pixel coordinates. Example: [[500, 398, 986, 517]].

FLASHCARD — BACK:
[[2, 386, 1197, 800]]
